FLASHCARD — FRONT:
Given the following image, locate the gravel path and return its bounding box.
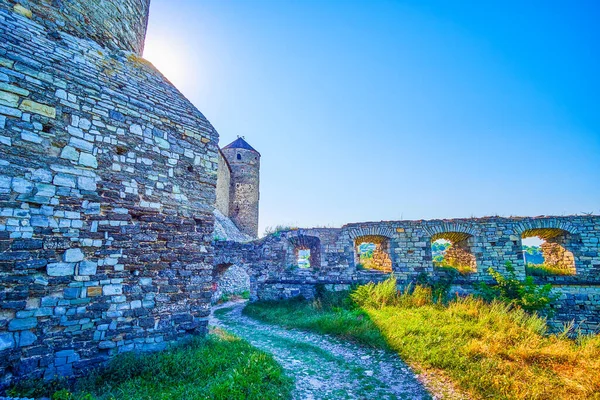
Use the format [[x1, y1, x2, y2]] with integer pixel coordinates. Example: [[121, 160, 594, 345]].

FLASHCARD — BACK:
[[210, 301, 432, 400]]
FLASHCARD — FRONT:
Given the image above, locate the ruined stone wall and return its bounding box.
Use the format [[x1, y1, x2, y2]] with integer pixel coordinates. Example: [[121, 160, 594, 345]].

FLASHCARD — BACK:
[[0, 3, 218, 389], [0, 0, 150, 55], [215, 150, 230, 217], [215, 216, 600, 333]]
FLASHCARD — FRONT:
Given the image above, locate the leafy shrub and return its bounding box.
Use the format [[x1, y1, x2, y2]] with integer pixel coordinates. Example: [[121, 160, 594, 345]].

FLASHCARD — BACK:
[[477, 262, 558, 314]]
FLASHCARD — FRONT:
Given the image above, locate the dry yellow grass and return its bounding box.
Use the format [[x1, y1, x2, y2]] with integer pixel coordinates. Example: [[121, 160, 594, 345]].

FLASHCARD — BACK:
[[367, 297, 600, 399]]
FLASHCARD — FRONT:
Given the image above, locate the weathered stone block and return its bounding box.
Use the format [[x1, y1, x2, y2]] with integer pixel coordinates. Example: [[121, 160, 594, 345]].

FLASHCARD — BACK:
[[79, 261, 97, 276], [47, 263, 76, 277], [77, 176, 96, 191], [53, 174, 77, 188], [0, 90, 19, 107], [19, 100, 56, 118], [87, 287, 102, 297], [13, 4, 33, 18], [8, 318, 37, 331], [0, 333, 15, 350], [64, 248, 84, 262], [0, 104, 22, 117], [19, 331, 37, 347], [79, 153, 98, 168], [64, 288, 81, 300], [60, 146, 80, 161], [98, 341, 116, 349], [21, 131, 43, 144], [103, 285, 123, 296]]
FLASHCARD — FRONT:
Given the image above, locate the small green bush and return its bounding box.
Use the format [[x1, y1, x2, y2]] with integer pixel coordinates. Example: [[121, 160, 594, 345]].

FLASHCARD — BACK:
[[477, 262, 558, 314]]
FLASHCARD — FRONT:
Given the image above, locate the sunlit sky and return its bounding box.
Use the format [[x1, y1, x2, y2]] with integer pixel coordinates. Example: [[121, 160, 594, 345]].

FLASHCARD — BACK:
[[144, 0, 600, 236]]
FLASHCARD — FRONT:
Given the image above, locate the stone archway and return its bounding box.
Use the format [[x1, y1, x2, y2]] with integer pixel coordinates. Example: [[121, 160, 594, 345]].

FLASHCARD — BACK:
[[354, 235, 393, 273], [521, 228, 576, 276], [212, 263, 251, 304], [430, 231, 477, 274]]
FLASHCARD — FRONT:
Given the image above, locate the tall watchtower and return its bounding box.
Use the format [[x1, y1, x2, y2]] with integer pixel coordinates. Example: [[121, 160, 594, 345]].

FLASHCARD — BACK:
[[221, 138, 261, 238]]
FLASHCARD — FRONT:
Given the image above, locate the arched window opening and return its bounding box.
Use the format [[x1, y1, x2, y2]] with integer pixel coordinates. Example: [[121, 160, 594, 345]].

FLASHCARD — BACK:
[[431, 232, 476, 274], [237, 153, 241, 160], [288, 235, 321, 269], [432, 239, 451, 265], [354, 235, 392, 273], [522, 228, 575, 276], [297, 248, 311, 268], [212, 263, 250, 304]]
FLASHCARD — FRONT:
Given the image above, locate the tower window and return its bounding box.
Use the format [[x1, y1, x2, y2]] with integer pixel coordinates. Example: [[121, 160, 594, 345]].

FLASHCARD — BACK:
[[237, 154, 241, 160]]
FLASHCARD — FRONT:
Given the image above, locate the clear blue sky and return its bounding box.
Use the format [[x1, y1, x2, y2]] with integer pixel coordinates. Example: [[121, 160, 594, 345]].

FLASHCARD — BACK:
[[144, 0, 600, 235]]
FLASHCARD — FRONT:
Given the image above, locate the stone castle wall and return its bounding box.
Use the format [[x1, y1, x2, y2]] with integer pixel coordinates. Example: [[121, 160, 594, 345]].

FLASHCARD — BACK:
[[0, 2, 218, 389], [0, 0, 151, 55], [215, 216, 600, 333]]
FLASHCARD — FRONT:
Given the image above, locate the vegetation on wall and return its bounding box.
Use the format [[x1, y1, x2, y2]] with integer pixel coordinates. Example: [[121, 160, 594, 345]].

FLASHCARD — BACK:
[[263, 225, 298, 237], [477, 262, 558, 314], [245, 274, 600, 399]]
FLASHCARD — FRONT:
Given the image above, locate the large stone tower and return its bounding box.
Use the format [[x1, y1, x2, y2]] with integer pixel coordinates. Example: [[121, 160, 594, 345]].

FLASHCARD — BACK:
[[221, 138, 261, 238]]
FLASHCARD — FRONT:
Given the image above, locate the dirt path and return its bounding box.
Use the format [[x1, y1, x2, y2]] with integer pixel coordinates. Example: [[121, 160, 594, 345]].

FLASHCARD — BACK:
[[210, 301, 432, 400]]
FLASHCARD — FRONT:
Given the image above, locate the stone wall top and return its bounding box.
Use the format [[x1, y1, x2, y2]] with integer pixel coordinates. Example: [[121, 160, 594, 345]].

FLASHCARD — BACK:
[[0, 0, 151, 54]]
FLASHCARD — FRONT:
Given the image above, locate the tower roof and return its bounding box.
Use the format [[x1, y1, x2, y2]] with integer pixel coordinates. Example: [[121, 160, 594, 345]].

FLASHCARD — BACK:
[[222, 137, 260, 155]]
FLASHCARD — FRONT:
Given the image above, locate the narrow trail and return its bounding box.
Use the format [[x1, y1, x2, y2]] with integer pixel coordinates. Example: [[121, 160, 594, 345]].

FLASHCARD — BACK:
[[210, 301, 432, 400]]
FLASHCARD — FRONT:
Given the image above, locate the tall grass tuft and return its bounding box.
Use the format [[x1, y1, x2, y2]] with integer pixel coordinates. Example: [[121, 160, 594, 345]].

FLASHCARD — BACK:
[[350, 275, 399, 309]]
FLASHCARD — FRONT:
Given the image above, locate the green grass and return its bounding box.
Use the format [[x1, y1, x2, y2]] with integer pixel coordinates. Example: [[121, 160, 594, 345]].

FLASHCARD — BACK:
[[245, 279, 600, 400], [9, 329, 292, 400], [244, 295, 388, 349]]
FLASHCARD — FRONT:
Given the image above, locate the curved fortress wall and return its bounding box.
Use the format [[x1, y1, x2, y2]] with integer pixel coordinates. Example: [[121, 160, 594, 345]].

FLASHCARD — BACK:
[[0, 0, 150, 54], [0, 1, 218, 388]]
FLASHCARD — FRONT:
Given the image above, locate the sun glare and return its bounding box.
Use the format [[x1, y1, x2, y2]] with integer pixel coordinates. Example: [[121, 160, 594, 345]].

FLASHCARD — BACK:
[[143, 37, 190, 88]]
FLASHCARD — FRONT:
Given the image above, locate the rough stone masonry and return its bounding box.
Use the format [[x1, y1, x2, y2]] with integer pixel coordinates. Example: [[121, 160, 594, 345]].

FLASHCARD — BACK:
[[214, 216, 600, 334], [0, 0, 219, 389]]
